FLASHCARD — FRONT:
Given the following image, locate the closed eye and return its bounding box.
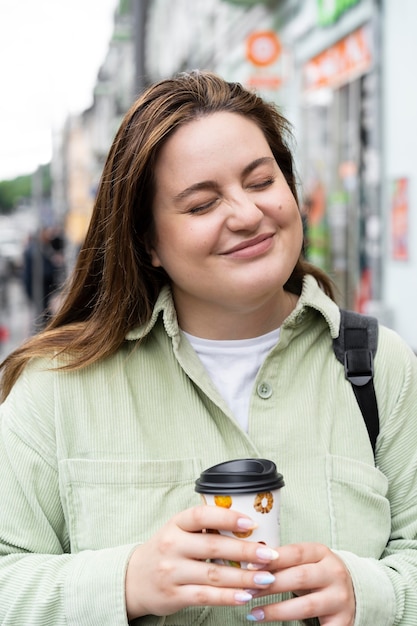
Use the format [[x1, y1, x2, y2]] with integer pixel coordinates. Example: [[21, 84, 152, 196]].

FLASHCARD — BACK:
[[188, 197, 220, 214], [248, 177, 275, 190]]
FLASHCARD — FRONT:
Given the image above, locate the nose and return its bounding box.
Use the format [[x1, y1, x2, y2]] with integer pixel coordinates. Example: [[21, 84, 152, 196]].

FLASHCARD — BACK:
[[226, 191, 264, 231]]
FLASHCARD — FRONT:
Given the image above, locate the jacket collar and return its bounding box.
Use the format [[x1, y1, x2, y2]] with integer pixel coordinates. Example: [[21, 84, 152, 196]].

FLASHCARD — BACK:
[[125, 275, 341, 342], [125, 285, 179, 341], [283, 274, 341, 339]]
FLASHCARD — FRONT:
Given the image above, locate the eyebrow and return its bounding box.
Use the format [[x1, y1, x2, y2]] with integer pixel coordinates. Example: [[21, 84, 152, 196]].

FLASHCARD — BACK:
[[173, 156, 276, 203]]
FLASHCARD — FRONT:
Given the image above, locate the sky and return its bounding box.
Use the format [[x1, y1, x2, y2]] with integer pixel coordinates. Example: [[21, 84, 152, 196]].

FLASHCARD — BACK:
[[0, 0, 119, 181]]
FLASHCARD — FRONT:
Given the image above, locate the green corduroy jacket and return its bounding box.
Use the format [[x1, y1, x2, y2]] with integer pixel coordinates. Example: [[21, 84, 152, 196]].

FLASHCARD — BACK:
[[1, 275, 417, 625]]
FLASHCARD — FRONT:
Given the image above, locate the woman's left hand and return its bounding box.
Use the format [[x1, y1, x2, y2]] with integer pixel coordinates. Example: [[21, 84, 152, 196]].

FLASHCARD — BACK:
[[246, 542, 355, 625]]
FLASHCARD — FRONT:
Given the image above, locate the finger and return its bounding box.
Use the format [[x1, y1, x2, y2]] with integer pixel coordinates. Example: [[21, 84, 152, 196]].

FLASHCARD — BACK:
[[268, 543, 326, 571], [271, 562, 332, 595], [179, 529, 279, 566], [248, 591, 352, 622], [172, 583, 264, 609], [246, 577, 354, 623], [175, 504, 257, 534], [280, 552, 351, 597], [174, 559, 277, 591], [246, 591, 328, 623]]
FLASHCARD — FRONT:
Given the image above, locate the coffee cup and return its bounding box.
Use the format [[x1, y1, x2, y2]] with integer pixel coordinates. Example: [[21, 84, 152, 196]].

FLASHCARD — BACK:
[[195, 458, 284, 568]]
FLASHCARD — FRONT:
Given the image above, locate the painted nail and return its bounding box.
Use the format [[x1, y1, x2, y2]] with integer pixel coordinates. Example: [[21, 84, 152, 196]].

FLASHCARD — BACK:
[[237, 517, 257, 530], [235, 591, 254, 603], [253, 572, 275, 585], [246, 608, 265, 621], [255, 547, 279, 561]]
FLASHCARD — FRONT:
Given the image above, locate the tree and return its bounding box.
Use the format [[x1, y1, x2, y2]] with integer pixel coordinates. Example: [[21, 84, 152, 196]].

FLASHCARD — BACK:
[[0, 164, 51, 214]]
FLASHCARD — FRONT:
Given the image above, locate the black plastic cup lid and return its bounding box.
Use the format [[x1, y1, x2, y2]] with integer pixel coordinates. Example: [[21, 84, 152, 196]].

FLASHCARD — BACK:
[[195, 458, 285, 494]]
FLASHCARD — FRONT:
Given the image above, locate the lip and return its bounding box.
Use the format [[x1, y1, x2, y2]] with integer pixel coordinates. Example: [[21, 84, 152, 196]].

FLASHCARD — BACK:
[[221, 233, 275, 258]]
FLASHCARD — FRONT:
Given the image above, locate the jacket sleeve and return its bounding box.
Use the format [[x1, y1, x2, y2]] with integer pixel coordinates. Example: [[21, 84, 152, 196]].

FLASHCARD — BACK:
[[0, 365, 135, 625], [336, 328, 417, 626]]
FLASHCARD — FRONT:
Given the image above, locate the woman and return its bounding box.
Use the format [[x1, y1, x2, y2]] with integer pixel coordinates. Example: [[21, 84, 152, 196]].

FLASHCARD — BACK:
[[0, 71, 416, 625]]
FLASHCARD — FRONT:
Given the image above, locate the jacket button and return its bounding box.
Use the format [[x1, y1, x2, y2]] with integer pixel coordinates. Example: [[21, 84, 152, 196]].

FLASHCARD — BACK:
[[257, 382, 272, 399]]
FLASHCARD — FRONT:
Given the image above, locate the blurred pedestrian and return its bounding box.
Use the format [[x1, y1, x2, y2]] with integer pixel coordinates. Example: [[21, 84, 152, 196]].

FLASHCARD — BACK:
[[0, 254, 8, 313], [0, 253, 8, 349], [22, 226, 65, 329]]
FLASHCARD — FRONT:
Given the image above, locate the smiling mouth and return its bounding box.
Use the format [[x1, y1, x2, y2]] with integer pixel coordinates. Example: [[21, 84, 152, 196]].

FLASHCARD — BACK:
[[221, 234, 274, 258]]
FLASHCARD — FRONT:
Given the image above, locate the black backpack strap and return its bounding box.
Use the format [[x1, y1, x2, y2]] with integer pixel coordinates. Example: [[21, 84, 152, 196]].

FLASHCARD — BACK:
[[333, 309, 379, 454]]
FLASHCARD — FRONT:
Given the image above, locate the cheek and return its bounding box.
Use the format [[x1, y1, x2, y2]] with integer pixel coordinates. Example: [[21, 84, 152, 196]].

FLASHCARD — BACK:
[[291, 210, 304, 250], [292, 206, 303, 233], [274, 197, 301, 227], [150, 223, 201, 270], [277, 202, 304, 253]]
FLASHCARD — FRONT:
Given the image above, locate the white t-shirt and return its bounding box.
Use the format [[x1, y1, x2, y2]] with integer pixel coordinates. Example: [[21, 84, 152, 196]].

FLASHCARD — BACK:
[[183, 328, 280, 432]]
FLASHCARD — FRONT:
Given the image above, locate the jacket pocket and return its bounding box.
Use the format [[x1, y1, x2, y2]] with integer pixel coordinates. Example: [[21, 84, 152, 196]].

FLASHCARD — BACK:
[[326, 454, 390, 556], [60, 457, 201, 552]]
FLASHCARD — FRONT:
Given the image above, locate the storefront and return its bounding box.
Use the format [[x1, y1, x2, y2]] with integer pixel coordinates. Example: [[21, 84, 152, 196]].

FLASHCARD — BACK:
[[142, 0, 417, 348], [260, 0, 416, 348], [300, 16, 381, 310]]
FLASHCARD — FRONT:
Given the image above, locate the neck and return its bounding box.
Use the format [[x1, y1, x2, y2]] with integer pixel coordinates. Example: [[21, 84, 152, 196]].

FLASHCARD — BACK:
[[175, 290, 298, 340]]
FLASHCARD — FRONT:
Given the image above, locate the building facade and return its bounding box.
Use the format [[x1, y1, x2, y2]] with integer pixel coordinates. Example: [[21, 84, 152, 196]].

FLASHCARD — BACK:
[[55, 0, 417, 350], [144, 0, 417, 350]]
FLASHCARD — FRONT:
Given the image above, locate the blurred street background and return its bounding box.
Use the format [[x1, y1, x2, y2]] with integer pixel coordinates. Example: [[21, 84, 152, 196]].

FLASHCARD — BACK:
[[0, 276, 32, 362], [1, 0, 416, 362]]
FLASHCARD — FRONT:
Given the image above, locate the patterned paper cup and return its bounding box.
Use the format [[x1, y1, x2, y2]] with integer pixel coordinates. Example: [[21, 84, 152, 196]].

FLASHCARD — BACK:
[[195, 458, 284, 568]]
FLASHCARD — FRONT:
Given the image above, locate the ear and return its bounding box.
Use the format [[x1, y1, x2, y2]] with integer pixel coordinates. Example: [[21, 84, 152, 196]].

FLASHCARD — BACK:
[[149, 246, 162, 268]]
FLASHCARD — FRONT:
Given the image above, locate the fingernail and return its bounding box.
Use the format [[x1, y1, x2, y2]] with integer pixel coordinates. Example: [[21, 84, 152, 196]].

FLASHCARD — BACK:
[[255, 547, 279, 561], [235, 591, 253, 603], [253, 572, 275, 585], [246, 608, 265, 621], [247, 562, 264, 571], [237, 518, 256, 530]]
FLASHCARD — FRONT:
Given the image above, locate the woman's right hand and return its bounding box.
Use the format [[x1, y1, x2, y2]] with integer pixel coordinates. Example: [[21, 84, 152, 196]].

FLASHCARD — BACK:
[[125, 504, 279, 620]]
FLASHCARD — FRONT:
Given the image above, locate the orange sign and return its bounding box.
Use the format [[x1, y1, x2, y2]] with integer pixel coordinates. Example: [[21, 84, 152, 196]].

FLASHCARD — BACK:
[[304, 25, 372, 91], [391, 178, 409, 261], [246, 75, 282, 89], [246, 31, 281, 67]]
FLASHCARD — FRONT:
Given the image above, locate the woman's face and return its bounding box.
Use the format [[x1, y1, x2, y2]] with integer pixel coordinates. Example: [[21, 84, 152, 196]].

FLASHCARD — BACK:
[[150, 111, 303, 335]]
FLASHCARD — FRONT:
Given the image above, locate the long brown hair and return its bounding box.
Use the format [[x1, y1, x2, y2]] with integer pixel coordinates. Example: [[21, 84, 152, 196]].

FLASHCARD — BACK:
[[0, 70, 334, 401]]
